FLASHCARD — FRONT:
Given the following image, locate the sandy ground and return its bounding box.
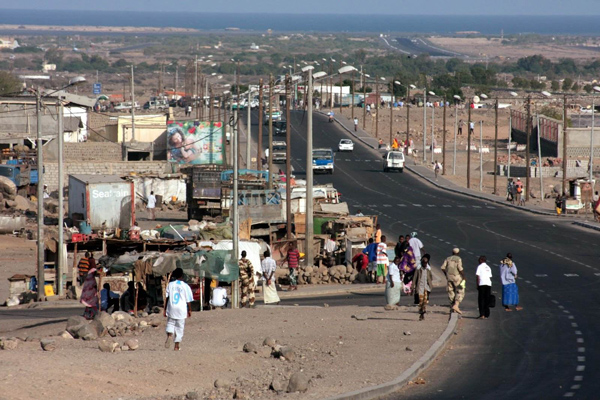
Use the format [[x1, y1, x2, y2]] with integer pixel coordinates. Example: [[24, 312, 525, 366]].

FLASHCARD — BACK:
[[428, 37, 600, 61], [0, 302, 449, 400], [337, 105, 564, 211]]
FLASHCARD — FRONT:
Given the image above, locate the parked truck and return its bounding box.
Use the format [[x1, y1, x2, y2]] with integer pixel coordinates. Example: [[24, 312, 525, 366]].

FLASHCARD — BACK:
[[183, 165, 226, 220], [0, 162, 39, 196]]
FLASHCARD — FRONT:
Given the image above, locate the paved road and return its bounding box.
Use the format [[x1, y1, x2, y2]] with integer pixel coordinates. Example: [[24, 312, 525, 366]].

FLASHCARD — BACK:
[[250, 109, 600, 399]]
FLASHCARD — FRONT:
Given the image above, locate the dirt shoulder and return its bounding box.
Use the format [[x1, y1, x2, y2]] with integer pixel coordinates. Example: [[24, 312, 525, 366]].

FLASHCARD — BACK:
[[0, 302, 449, 400]]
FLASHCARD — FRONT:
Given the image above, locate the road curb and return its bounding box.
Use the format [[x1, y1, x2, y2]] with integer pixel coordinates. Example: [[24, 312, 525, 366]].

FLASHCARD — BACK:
[[573, 221, 600, 232], [256, 285, 382, 301], [324, 313, 459, 400]]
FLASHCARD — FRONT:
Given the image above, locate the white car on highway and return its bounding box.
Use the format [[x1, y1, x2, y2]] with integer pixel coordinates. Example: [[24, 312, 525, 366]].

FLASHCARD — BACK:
[[338, 139, 354, 152]]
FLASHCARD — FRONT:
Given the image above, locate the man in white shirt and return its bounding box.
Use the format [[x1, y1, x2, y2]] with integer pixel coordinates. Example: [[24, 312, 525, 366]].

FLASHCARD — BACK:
[[164, 268, 193, 351], [408, 232, 424, 262], [210, 286, 228, 308], [261, 250, 280, 304], [475, 255, 493, 319], [147, 191, 157, 221]]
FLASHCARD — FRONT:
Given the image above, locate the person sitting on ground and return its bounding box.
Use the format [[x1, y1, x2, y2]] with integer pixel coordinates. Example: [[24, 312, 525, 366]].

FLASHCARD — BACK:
[[121, 281, 136, 314], [210, 286, 229, 308], [100, 283, 120, 313]]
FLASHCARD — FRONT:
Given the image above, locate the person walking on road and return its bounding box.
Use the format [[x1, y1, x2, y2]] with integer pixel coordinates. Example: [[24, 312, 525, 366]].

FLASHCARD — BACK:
[[414, 254, 433, 321], [434, 160, 442, 179], [147, 191, 157, 220], [458, 119, 464, 135], [408, 232, 424, 262], [441, 248, 465, 314], [385, 256, 402, 306], [164, 267, 193, 351], [362, 238, 378, 283], [376, 236, 389, 284], [283, 243, 300, 291], [394, 235, 408, 259], [555, 194, 563, 216], [514, 178, 524, 206], [366, 103, 372, 117], [469, 121, 475, 135], [500, 253, 522, 312], [374, 224, 382, 243], [353, 117, 359, 131], [239, 250, 256, 308], [476, 255, 493, 319]]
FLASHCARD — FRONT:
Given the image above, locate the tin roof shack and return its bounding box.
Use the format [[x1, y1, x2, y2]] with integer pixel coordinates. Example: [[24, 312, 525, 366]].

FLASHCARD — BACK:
[[68, 175, 134, 230]]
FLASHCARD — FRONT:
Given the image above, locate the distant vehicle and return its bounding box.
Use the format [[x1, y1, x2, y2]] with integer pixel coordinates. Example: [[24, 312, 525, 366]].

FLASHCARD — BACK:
[[250, 99, 259, 109], [273, 120, 287, 136], [114, 101, 140, 111], [143, 99, 169, 110], [272, 141, 287, 163], [312, 148, 334, 174], [264, 110, 282, 124], [383, 151, 405, 172], [338, 139, 354, 152]]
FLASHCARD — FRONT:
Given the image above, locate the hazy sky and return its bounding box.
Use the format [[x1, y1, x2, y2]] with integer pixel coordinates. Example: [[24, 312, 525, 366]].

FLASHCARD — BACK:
[[1, 0, 600, 15]]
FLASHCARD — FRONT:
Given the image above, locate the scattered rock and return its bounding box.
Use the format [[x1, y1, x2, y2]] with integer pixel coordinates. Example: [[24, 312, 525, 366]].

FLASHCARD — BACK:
[[243, 342, 257, 353], [141, 312, 149, 317], [280, 346, 295, 361], [139, 320, 148, 327], [405, 346, 413, 352], [59, 331, 73, 339], [186, 391, 199, 400], [403, 331, 411, 336], [40, 338, 56, 351], [150, 320, 161, 328], [323, 303, 329, 308], [89, 319, 106, 337], [0, 338, 18, 350], [214, 379, 230, 389], [121, 344, 130, 352], [384, 304, 398, 311], [124, 339, 139, 350], [13, 195, 30, 211], [287, 372, 310, 393], [351, 314, 368, 321], [111, 311, 134, 325], [263, 337, 276, 348], [98, 339, 119, 353], [270, 378, 287, 392], [6, 296, 19, 307], [65, 315, 87, 337], [76, 324, 99, 341], [94, 311, 115, 331]]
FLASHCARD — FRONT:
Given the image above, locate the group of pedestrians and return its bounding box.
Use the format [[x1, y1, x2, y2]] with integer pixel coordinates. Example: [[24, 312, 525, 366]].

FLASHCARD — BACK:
[[440, 249, 522, 319]]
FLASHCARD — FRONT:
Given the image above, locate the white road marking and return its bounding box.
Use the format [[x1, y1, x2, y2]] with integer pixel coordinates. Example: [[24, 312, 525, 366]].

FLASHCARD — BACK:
[[558, 305, 564, 309], [535, 274, 548, 277], [383, 204, 391, 207], [486, 206, 496, 209], [443, 205, 452, 208], [564, 392, 574, 397], [578, 347, 585, 353], [413, 204, 422, 207], [575, 331, 582, 335], [568, 315, 575, 319], [574, 376, 583, 382], [572, 323, 579, 328], [457, 205, 466, 208], [571, 384, 581, 389], [427, 204, 436, 207], [576, 365, 586, 372], [577, 356, 585, 362], [564, 274, 579, 277], [577, 338, 584, 343], [472, 205, 482, 208], [396, 204, 407, 207], [551, 300, 559, 304]]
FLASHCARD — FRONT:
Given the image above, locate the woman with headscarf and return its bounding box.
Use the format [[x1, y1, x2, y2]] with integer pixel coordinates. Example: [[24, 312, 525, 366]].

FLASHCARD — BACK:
[[414, 254, 433, 321], [499, 253, 522, 312], [80, 268, 99, 319], [385, 256, 402, 306]]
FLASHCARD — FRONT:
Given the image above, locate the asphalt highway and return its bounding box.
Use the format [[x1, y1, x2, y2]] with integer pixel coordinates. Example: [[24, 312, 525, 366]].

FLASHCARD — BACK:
[[250, 109, 600, 399]]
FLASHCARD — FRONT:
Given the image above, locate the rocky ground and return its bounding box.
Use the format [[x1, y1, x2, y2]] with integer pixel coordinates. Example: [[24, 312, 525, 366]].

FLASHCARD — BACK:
[[0, 301, 450, 400]]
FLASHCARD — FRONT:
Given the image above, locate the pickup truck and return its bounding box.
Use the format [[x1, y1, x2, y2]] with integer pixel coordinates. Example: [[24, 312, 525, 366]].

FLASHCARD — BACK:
[[272, 141, 287, 164], [143, 100, 169, 110], [312, 148, 334, 174]]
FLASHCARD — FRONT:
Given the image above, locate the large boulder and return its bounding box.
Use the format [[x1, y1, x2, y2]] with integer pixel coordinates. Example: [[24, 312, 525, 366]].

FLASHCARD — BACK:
[[111, 311, 134, 325], [89, 319, 106, 337], [287, 372, 309, 393], [13, 195, 32, 211], [124, 339, 139, 350], [40, 338, 57, 351], [76, 324, 99, 341], [0, 338, 18, 350], [98, 339, 119, 353], [0, 176, 16, 200], [65, 315, 87, 337], [94, 311, 115, 331]]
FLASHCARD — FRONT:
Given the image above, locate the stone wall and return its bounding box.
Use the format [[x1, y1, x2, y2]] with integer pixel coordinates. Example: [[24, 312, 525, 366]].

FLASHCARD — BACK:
[[44, 161, 169, 191], [63, 142, 123, 162]]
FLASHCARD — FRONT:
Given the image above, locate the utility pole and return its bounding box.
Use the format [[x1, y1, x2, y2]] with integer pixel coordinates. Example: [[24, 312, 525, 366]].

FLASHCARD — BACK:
[[363, 79, 367, 130], [389, 84, 393, 146], [562, 94, 568, 195], [236, 61, 241, 168], [57, 98, 64, 296], [247, 89, 252, 169], [305, 68, 314, 268], [130, 65, 136, 141], [493, 98, 499, 194], [232, 91, 239, 309], [268, 74, 274, 189], [479, 120, 483, 191], [453, 101, 458, 175], [508, 112, 512, 179], [406, 86, 410, 145], [36, 90, 45, 301], [442, 97, 447, 175], [525, 95, 531, 202], [536, 114, 544, 200], [467, 102, 472, 188], [285, 75, 292, 239], [258, 79, 263, 170], [423, 89, 427, 162], [194, 56, 198, 120], [158, 63, 163, 97], [339, 67, 343, 115], [375, 75, 379, 139], [209, 87, 213, 122], [431, 102, 435, 163], [351, 70, 355, 121]]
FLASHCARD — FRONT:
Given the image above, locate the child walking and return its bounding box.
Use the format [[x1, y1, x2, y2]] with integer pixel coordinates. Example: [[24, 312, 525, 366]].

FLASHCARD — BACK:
[[164, 268, 193, 351]]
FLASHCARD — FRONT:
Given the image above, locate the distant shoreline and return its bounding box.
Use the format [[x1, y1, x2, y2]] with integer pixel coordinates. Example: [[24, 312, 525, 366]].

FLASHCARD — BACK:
[[0, 24, 201, 34]]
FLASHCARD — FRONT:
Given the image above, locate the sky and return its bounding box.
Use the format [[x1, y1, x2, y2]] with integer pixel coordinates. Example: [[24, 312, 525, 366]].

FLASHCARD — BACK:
[[1, 0, 600, 15]]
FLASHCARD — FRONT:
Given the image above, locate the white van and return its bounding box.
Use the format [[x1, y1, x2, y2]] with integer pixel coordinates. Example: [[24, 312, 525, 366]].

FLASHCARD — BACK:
[[383, 151, 405, 172]]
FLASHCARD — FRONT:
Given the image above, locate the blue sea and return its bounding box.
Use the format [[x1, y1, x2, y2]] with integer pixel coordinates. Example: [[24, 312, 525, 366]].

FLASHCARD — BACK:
[[1, 9, 600, 35]]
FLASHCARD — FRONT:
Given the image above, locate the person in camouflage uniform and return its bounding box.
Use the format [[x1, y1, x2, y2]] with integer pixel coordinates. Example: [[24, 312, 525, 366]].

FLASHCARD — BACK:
[[239, 251, 255, 308], [441, 248, 465, 314]]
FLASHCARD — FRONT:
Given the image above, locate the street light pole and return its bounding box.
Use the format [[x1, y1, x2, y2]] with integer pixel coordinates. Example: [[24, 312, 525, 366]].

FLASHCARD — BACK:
[[562, 94, 568, 195], [431, 100, 435, 163], [258, 79, 263, 170], [305, 68, 314, 268], [590, 89, 596, 181], [36, 90, 45, 301], [406, 86, 411, 145], [479, 120, 483, 191], [423, 89, 427, 162], [375, 75, 379, 140], [57, 98, 64, 296], [363, 78, 367, 130], [536, 114, 544, 200], [285, 76, 292, 239], [467, 102, 472, 188], [442, 97, 447, 175], [247, 89, 252, 169], [525, 95, 532, 201], [493, 98, 499, 194], [453, 99, 458, 175], [351, 70, 355, 121], [268, 74, 274, 189], [130, 65, 136, 141]]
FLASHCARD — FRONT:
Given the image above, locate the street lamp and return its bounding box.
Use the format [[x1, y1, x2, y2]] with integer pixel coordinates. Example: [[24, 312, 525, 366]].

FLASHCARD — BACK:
[[301, 65, 315, 269], [36, 76, 86, 301], [452, 95, 461, 175], [338, 65, 357, 114], [429, 91, 436, 162], [591, 86, 600, 181]]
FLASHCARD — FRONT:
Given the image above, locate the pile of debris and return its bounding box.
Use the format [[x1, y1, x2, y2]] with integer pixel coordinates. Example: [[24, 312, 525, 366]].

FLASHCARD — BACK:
[[0, 177, 36, 213], [291, 264, 361, 285], [497, 154, 525, 164]]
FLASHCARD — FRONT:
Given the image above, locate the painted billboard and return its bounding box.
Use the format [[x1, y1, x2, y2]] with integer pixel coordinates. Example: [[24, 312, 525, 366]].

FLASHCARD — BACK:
[[167, 120, 225, 165]]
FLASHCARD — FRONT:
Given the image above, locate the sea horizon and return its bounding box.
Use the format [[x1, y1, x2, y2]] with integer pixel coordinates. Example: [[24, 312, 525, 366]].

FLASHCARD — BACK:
[[2, 9, 600, 35]]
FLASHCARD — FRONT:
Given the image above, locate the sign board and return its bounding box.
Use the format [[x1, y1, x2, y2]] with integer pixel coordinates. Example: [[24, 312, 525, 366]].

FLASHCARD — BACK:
[[93, 83, 102, 95], [167, 120, 225, 165]]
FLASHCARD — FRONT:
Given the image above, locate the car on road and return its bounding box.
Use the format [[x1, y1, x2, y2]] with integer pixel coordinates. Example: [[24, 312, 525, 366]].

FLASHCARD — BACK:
[[312, 148, 334, 174], [383, 150, 405, 172], [338, 139, 354, 152], [273, 120, 287, 136], [272, 141, 287, 163], [250, 99, 259, 109], [264, 110, 282, 124]]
